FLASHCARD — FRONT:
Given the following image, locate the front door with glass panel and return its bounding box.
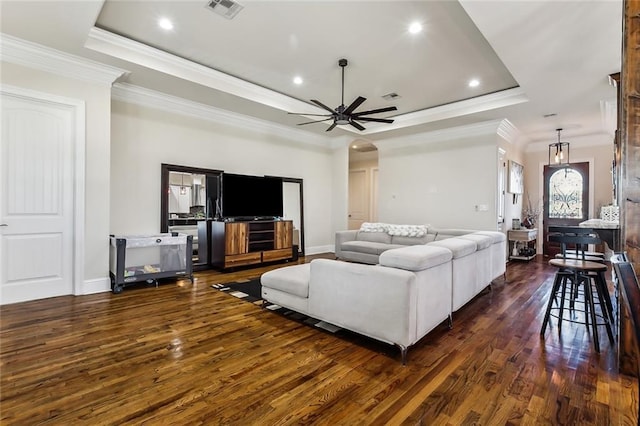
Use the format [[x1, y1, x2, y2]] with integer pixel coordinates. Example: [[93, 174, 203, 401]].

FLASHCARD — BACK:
[[543, 162, 589, 256]]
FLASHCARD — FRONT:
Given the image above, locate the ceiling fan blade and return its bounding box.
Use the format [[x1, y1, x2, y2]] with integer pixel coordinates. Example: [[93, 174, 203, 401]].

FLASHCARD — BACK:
[[297, 118, 334, 125], [326, 122, 337, 132], [353, 117, 395, 124], [343, 96, 367, 115], [351, 106, 398, 116], [349, 120, 366, 131], [288, 112, 333, 117], [311, 99, 337, 114]]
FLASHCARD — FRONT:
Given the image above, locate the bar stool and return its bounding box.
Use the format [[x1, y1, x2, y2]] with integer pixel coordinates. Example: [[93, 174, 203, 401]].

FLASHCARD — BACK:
[[550, 226, 606, 259], [549, 226, 614, 324], [540, 228, 615, 352]]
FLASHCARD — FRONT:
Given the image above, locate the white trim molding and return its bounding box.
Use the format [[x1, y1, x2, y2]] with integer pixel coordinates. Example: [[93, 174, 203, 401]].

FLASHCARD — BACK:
[[112, 82, 333, 148], [375, 119, 507, 151], [0, 33, 128, 86], [80, 277, 111, 295], [525, 132, 613, 153], [307, 245, 335, 255], [599, 98, 617, 137], [87, 27, 317, 113], [358, 88, 528, 135], [496, 119, 523, 145]]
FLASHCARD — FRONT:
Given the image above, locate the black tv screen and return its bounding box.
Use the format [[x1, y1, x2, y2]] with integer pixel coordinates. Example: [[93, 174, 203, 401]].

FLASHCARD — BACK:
[[222, 174, 283, 219]]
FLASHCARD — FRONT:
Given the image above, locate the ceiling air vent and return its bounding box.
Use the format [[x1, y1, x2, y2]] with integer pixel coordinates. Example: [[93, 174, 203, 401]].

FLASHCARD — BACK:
[[206, 0, 244, 20], [382, 92, 401, 101]]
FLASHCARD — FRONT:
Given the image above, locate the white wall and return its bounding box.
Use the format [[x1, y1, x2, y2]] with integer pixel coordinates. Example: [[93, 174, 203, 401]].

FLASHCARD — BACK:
[[1, 61, 112, 291], [110, 101, 335, 254], [375, 128, 498, 230], [331, 145, 350, 239]]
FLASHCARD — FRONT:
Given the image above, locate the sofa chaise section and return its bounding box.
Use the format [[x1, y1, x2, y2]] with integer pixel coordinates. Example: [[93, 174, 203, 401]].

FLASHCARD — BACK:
[[260, 245, 453, 364]]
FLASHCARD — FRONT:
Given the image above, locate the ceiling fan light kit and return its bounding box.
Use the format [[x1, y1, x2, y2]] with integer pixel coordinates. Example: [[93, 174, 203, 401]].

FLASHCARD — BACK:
[[288, 58, 397, 132]]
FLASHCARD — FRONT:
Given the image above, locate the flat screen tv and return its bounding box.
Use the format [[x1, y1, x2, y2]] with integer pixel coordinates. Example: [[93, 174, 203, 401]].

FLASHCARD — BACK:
[[222, 173, 283, 219]]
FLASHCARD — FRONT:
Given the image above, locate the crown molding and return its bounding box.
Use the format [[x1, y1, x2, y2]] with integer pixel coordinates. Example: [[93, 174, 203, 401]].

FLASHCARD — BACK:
[[112, 83, 332, 148], [496, 119, 524, 145], [599, 98, 617, 137], [375, 119, 505, 151], [524, 132, 613, 153], [359, 87, 528, 136], [0, 33, 127, 86], [86, 27, 322, 115]]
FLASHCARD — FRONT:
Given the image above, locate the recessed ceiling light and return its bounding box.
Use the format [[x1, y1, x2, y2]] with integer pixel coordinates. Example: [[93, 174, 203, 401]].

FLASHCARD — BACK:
[[158, 18, 174, 31], [468, 79, 480, 88], [293, 76, 303, 85], [408, 22, 422, 34]]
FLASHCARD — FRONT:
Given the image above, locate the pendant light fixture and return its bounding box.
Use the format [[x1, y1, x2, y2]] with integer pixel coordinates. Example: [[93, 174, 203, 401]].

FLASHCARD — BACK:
[[548, 128, 570, 167], [180, 173, 187, 195]]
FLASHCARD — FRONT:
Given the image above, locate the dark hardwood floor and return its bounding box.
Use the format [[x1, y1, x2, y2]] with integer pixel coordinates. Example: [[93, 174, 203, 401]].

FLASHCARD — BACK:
[[1, 254, 637, 425]]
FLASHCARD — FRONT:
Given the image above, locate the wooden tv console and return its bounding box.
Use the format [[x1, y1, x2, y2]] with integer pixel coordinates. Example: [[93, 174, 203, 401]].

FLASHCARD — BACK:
[[210, 220, 293, 269]]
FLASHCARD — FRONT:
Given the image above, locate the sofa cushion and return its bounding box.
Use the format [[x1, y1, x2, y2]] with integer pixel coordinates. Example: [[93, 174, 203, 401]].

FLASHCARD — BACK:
[[260, 263, 310, 298], [356, 231, 392, 244], [342, 240, 403, 255], [428, 238, 477, 258], [387, 224, 429, 237], [458, 233, 493, 250], [433, 228, 478, 240], [391, 234, 435, 246], [379, 245, 452, 271], [473, 231, 506, 243]]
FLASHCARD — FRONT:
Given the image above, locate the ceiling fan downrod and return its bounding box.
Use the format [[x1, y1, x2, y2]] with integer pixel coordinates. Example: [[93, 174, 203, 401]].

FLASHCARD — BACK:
[[339, 58, 347, 110]]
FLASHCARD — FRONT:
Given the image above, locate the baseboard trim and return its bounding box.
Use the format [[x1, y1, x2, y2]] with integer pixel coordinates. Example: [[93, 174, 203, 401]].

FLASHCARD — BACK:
[[305, 245, 334, 256], [79, 277, 110, 295]]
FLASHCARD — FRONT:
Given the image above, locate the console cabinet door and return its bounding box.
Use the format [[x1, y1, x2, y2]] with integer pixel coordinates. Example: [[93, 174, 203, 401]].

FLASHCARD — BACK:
[[274, 221, 293, 249], [225, 222, 248, 255]]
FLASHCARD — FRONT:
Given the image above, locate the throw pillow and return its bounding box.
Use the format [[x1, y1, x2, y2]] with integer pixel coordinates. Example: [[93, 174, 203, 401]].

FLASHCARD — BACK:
[[387, 224, 428, 237], [359, 222, 389, 233]]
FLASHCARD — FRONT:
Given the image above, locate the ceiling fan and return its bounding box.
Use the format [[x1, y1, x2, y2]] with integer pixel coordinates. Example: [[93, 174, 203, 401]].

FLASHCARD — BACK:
[[289, 58, 397, 132]]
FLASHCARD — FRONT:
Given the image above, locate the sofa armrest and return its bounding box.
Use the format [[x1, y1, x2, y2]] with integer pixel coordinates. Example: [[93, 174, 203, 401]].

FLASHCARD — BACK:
[[308, 259, 417, 347], [334, 230, 359, 257]]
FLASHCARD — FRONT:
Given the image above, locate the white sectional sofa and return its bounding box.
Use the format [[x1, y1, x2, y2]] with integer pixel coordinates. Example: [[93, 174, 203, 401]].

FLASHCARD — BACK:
[[261, 244, 453, 364], [335, 224, 506, 295], [259, 223, 506, 364]]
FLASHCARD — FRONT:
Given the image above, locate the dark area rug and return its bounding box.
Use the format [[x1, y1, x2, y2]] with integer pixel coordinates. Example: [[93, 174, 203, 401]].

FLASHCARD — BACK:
[[210, 278, 402, 360], [211, 279, 263, 303], [211, 278, 342, 333]]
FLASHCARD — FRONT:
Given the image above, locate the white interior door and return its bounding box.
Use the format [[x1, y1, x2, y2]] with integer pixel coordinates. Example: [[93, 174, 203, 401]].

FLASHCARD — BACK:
[[1, 91, 76, 304], [348, 169, 369, 230]]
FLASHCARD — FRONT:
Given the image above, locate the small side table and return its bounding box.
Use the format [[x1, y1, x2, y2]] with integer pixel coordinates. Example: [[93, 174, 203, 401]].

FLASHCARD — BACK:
[[508, 228, 537, 261]]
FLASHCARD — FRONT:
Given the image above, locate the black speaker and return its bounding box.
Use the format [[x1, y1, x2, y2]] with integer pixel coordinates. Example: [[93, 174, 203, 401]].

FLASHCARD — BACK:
[[292, 245, 299, 261]]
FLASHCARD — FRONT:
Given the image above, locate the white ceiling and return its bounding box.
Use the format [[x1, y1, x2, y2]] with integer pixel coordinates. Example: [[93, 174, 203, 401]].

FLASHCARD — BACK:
[[0, 0, 622, 144]]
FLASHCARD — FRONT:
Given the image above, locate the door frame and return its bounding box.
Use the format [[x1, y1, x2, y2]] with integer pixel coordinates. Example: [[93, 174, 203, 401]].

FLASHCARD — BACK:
[[536, 157, 594, 255], [1, 84, 86, 297]]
